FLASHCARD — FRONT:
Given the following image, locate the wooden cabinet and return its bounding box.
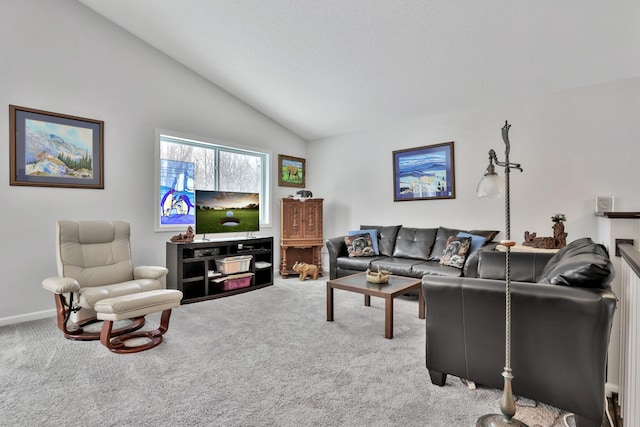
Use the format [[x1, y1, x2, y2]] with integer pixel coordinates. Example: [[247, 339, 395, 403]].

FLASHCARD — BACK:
[[166, 237, 273, 303], [280, 198, 323, 278]]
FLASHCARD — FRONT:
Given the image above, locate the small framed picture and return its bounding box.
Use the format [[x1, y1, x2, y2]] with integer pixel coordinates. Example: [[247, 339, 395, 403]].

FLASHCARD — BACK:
[[392, 141, 455, 201], [9, 105, 104, 189], [278, 154, 306, 188]]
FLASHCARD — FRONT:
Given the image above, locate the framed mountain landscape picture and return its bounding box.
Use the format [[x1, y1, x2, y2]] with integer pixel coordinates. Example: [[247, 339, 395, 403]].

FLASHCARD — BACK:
[[9, 105, 104, 189], [392, 141, 455, 201]]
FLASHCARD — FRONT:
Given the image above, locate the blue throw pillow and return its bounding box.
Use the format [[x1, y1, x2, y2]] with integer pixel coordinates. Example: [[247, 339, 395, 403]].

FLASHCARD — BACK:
[[457, 231, 487, 254], [349, 229, 379, 255]]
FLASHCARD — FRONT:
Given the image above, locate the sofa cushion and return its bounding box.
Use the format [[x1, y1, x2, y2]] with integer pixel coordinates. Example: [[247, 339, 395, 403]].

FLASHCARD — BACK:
[[344, 234, 375, 257], [468, 229, 500, 241], [349, 229, 379, 255], [361, 225, 402, 257], [439, 236, 472, 268], [412, 261, 464, 278], [370, 257, 424, 277], [537, 237, 614, 289], [392, 227, 437, 261], [429, 227, 463, 261], [337, 255, 386, 271]]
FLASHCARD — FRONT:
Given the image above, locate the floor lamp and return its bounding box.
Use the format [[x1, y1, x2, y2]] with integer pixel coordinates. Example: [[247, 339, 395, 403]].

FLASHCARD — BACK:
[[476, 121, 527, 427]]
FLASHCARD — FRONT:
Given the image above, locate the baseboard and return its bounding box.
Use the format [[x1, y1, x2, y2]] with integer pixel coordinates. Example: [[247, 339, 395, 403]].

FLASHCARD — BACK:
[[605, 382, 619, 397], [0, 309, 55, 327]]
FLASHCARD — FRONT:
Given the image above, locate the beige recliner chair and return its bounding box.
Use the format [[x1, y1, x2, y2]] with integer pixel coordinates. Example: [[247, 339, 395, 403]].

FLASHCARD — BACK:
[[42, 220, 169, 341]]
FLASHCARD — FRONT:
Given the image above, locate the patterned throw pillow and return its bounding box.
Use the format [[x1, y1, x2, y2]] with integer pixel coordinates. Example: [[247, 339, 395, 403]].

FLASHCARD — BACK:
[[349, 229, 379, 255], [344, 233, 375, 257], [439, 236, 472, 268]]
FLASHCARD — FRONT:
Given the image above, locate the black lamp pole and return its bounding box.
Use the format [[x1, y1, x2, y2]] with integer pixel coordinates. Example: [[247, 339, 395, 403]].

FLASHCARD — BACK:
[[477, 121, 526, 427]]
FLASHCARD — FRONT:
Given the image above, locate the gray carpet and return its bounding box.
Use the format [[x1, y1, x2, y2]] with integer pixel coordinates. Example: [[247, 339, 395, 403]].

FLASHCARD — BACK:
[[0, 277, 576, 427]]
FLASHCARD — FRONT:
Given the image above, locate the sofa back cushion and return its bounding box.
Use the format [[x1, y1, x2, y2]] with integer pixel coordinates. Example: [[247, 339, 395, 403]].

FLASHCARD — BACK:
[[392, 227, 437, 260], [361, 225, 402, 257], [429, 227, 463, 261], [538, 237, 614, 289], [457, 232, 488, 254], [467, 229, 500, 241]]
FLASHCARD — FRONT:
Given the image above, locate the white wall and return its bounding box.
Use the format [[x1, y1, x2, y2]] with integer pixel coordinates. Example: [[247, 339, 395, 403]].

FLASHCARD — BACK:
[[309, 77, 640, 247], [0, 0, 306, 323]]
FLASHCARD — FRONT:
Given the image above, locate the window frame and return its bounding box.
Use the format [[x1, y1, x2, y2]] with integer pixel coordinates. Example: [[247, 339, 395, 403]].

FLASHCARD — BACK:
[[154, 128, 271, 233]]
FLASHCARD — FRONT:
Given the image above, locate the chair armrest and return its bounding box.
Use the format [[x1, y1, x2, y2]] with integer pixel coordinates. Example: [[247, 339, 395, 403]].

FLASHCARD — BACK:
[[42, 277, 80, 294], [134, 266, 169, 280], [462, 242, 499, 277]]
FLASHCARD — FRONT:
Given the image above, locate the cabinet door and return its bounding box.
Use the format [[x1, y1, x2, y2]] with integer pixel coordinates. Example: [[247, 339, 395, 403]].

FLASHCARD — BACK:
[[303, 200, 323, 239], [282, 200, 303, 239]]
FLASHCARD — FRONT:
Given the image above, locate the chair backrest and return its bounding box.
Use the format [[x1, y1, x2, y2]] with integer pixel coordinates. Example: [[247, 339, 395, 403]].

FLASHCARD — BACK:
[[56, 220, 135, 288]]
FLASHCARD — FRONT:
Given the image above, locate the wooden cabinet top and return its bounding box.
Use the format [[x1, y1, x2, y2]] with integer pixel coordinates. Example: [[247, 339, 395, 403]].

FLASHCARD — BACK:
[[281, 198, 324, 203]]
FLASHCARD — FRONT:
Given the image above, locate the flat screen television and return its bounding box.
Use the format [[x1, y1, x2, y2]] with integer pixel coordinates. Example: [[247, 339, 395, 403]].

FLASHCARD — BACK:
[[195, 190, 260, 236]]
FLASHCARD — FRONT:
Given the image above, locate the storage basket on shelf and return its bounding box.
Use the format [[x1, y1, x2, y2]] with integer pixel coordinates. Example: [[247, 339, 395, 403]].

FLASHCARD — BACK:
[[218, 272, 254, 291], [215, 255, 252, 274]]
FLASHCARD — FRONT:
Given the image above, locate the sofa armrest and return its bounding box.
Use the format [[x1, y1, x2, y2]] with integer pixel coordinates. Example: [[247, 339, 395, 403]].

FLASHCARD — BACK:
[[422, 275, 616, 422], [325, 236, 348, 279], [462, 241, 499, 277]]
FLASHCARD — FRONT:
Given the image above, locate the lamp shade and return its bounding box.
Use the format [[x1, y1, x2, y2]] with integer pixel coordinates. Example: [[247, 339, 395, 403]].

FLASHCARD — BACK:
[[477, 173, 504, 198]]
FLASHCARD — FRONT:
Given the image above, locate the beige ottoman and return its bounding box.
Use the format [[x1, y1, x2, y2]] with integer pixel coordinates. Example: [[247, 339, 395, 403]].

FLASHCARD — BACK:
[[94, 289, 183, 354]]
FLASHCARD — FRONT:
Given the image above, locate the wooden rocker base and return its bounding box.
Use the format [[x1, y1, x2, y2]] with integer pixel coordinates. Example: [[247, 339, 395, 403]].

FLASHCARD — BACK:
[[100, 309, 173, 354], [54, 294, 145, 341]]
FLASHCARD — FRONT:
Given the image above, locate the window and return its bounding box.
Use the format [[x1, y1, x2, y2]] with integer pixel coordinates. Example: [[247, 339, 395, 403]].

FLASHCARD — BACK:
[[155, 130, 270, 232]]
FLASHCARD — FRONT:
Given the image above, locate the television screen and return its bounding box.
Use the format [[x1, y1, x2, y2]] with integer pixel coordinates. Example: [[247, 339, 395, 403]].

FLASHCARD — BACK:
[[195, 190, 260, 235]]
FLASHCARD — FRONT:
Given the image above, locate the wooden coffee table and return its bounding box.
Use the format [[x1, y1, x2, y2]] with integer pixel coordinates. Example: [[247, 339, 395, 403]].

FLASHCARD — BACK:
[[326, 272, 424, 339]]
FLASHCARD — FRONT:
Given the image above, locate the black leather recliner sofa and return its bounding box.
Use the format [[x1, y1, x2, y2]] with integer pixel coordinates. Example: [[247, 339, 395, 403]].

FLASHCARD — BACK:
[[422, 238, 617, 427]]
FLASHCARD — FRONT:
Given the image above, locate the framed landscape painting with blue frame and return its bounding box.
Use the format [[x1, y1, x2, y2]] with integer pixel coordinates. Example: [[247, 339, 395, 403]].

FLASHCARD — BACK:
[[9, 105, 104, 189], [158, 159, 195, 230], [392, 141, 455, 201]]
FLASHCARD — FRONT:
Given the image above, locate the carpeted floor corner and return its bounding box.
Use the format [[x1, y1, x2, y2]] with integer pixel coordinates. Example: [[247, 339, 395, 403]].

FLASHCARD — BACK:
[[0, 277, 577, 426]]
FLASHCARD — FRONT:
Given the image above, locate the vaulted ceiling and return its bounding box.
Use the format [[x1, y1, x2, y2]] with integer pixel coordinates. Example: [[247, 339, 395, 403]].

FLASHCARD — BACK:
[[78, 0, 640, 140]]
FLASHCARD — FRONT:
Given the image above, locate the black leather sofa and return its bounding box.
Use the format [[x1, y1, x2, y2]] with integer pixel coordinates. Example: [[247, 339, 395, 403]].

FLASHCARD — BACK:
[[325, 225, 499, 281], [422, 238, 617, 427]]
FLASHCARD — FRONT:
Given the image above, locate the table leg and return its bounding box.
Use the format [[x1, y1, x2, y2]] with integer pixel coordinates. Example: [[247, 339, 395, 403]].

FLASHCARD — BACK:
[[364, 295, 371, 306], [418, 285, 425, 320], [385, 295, 393, 339], [326, 283, 334, 321]]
